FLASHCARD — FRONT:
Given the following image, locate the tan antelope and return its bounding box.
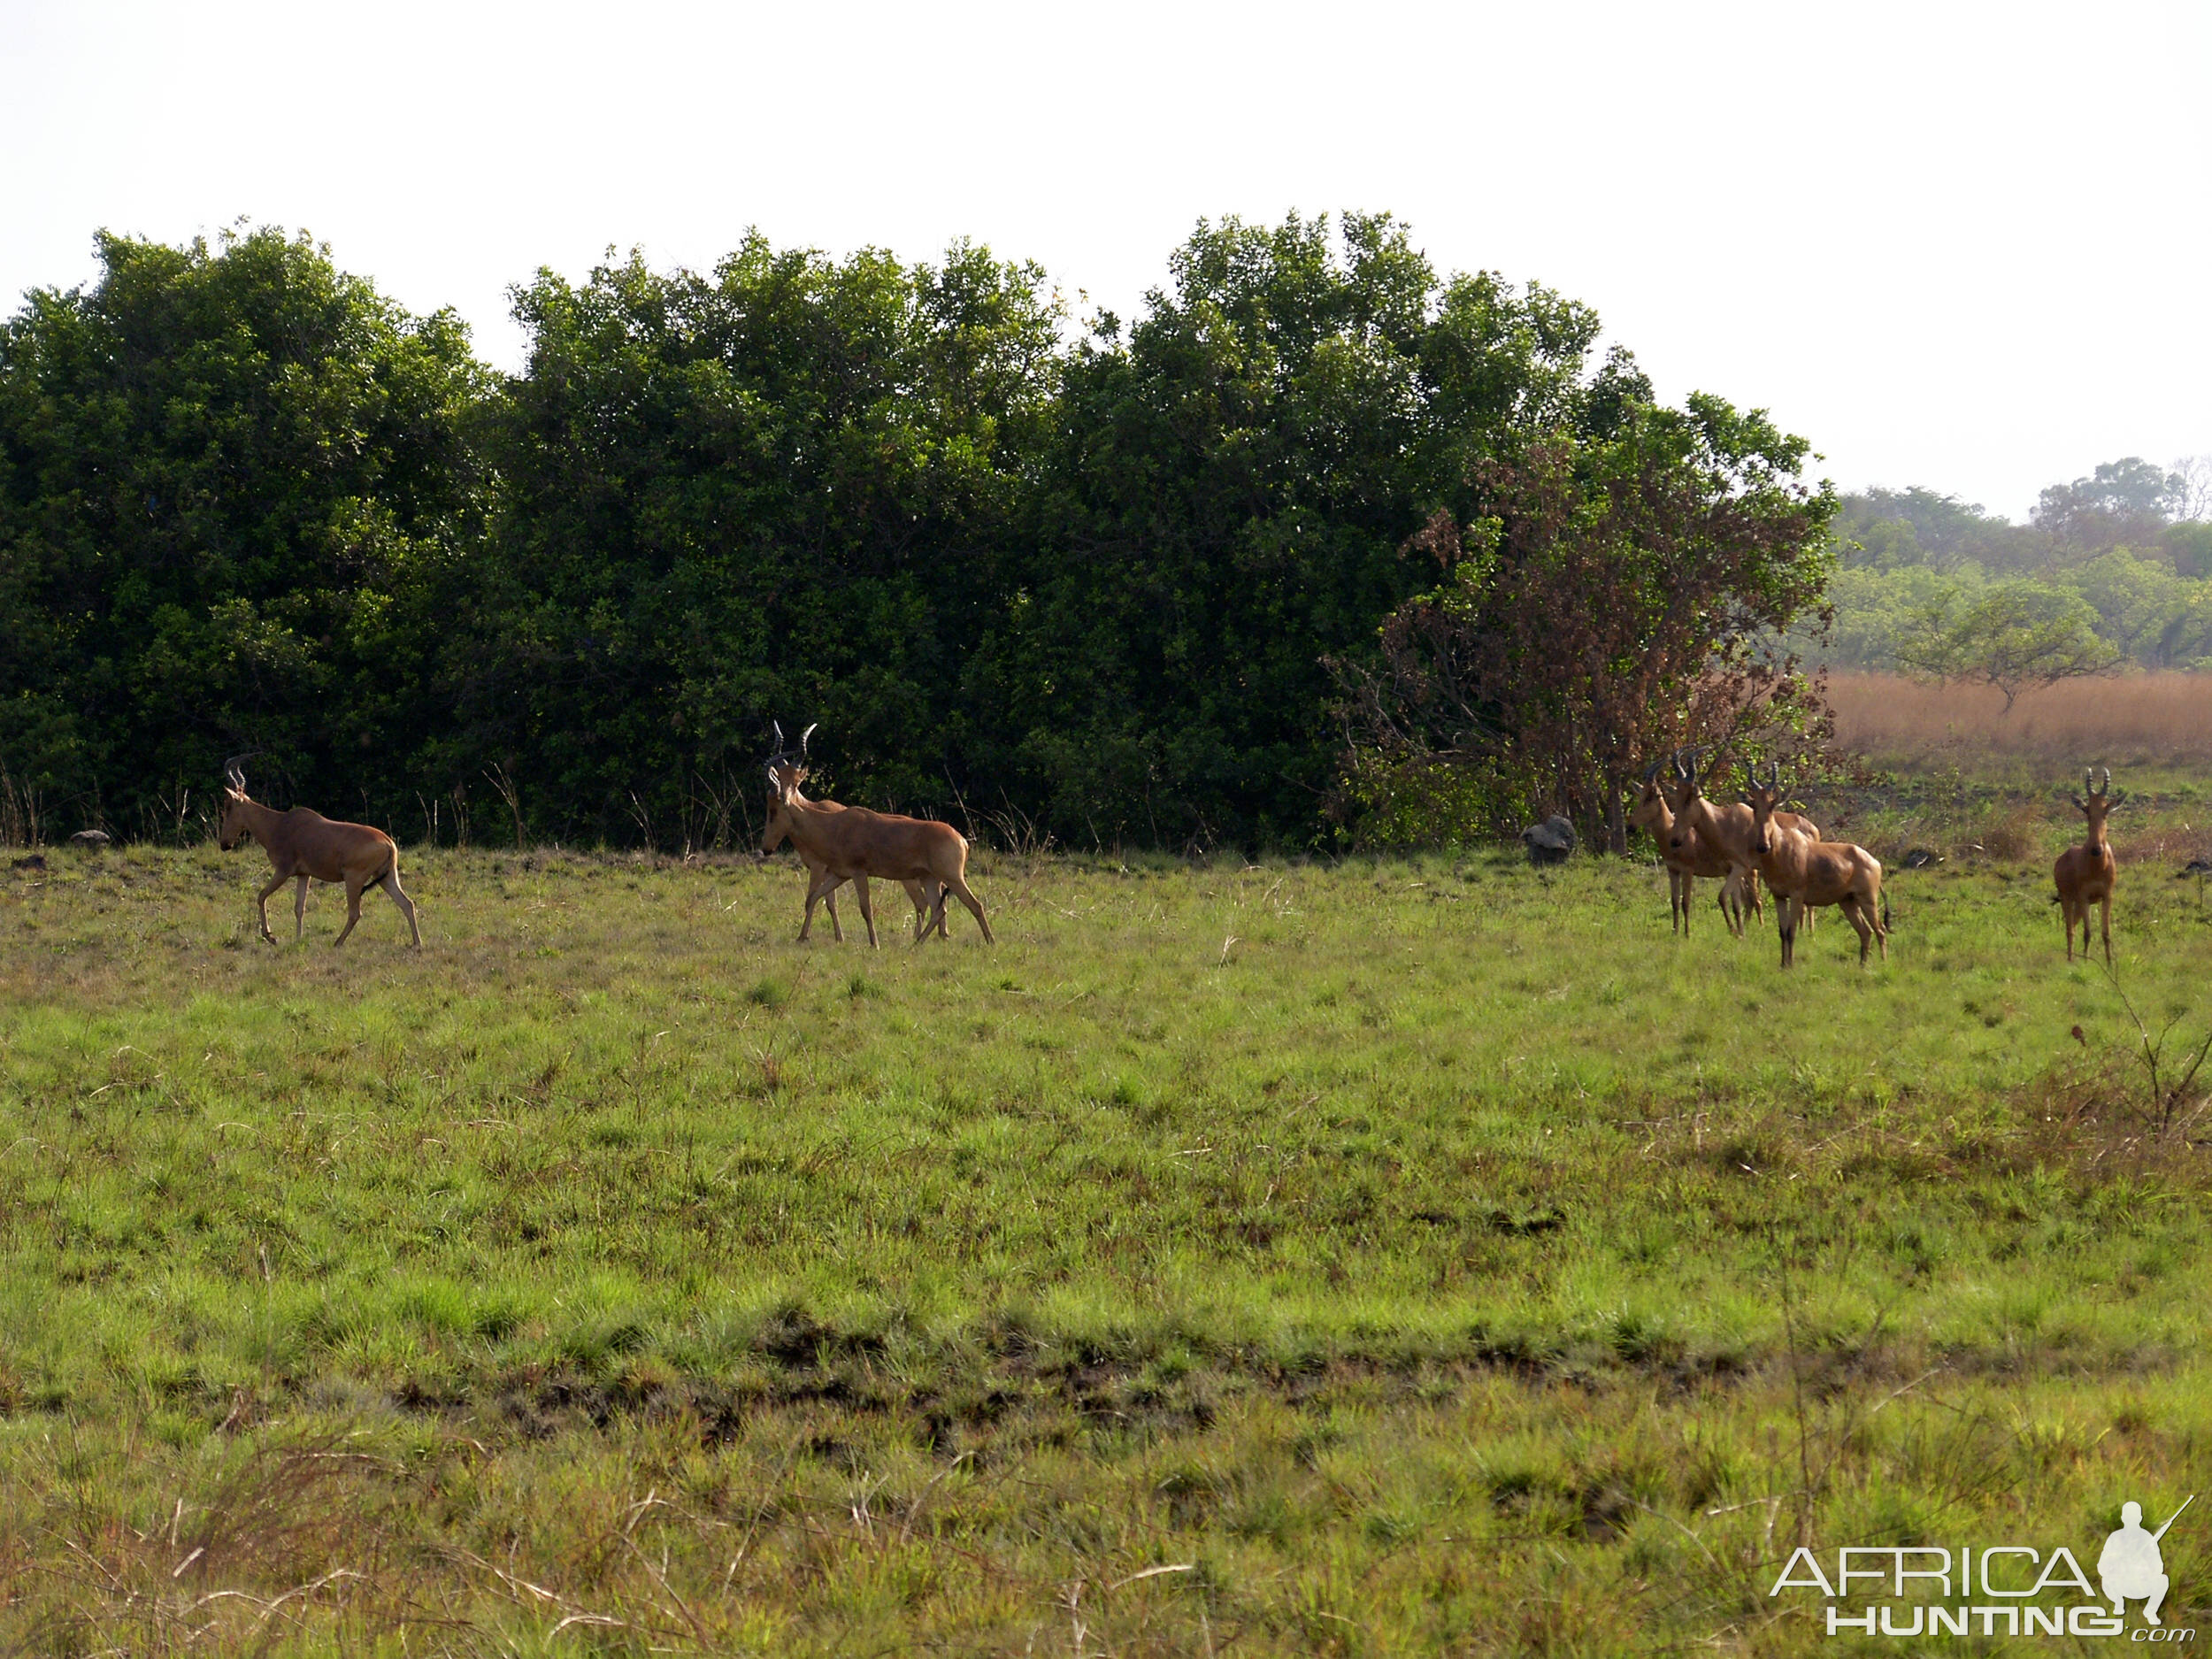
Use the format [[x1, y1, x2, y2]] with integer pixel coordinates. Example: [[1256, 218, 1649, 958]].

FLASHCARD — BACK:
[[759, 726, 939, 942], [764, 731, 991, 947], [1631, 754, 1750, 934], [2054, 766, 2122, 964], [217, 755, 421, 947], [1742, 763, 1886, 968], [1663, 747, 1825, 931]]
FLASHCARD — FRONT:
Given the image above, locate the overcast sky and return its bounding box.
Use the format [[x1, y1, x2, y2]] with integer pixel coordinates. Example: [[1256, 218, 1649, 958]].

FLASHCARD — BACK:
[[4, 0, 2206, 521]]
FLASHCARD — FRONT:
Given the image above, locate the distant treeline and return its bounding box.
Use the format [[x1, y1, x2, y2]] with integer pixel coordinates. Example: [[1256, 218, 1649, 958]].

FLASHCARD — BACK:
[[1804, 474, 2212, 683], [1, 217, 1834, 850]]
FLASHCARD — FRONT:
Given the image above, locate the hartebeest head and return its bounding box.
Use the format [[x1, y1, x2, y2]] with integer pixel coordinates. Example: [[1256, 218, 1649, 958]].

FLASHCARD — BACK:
[[217, 752, 261, 851], [1663, 748, 1709, 856], [2070, 767, 2123, 842], [759, 723, 818, 856], [1744, 762, 1787, 856]]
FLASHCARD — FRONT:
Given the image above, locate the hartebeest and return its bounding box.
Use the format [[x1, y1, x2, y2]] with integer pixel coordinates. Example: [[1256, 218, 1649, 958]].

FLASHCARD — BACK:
[[1663, 748, 1825, 931], [759, 731, 940, 942], [2055, 766, 2122, 964], [1742, 764, 1886, 968], [1631, 755, 1749, 935], [218, 756, 421, 947], [764, 732, 991, 947]]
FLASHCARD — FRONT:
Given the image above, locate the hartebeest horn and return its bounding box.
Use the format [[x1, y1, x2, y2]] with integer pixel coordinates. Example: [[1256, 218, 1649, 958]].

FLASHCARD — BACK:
[[801, 723, 817, 757], [222, 750, 260, 793], [772, 721, 787, 757]]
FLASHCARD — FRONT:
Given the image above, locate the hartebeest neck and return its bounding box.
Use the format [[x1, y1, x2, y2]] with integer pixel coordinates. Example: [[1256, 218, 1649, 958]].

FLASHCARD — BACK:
[[234, 795, 288, 848]]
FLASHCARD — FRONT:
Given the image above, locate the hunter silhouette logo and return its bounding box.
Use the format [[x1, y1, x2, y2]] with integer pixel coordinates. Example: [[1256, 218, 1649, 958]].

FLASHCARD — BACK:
[[1769, 1494, 2197, 1639], [2103, 1497, 2193, 1627]]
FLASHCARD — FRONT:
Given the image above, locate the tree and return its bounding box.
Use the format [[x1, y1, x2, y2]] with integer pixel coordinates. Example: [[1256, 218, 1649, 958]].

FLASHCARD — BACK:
[[1895, 581, 2119, 710], [471, 235, 1062, 844], [972, 211, 1655, 849], [1331, 398, 1837, 854], [0, 226, 489, 838], [2168, 454, 2212, 524], [2033, 457, 2174, 554]]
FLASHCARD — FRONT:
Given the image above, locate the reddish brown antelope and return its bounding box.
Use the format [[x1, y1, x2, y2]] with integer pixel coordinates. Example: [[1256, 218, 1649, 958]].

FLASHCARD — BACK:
[[1663, 748, 1824, 932], [1631, 753, 1749, 934], [218, 756, 421, 947], [758, 726, 939, 942], [1742, 764, 1886, 968], [2055, 766, 2122, 964], [765, 732, 991, 947]]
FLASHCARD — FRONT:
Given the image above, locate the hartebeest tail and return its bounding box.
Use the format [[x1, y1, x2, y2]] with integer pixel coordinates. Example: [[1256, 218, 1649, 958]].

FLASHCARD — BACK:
[[218, 756, 421, 948], [764, 728, 990, 947], [1743, 763, 1885, 969], [2054, 766, 2122, 964]]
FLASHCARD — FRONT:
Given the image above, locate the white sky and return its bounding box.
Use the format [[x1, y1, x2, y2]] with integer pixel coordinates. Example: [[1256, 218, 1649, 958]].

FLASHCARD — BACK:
[[4, 0, 2207, 522]]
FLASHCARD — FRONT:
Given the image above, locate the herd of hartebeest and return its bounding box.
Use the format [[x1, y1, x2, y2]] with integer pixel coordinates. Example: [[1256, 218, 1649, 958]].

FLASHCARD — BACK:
[[206, 738, 2134, 971]]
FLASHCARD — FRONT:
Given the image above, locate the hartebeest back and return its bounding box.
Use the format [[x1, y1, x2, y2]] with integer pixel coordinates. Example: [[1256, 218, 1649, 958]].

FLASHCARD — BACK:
[[761, 773, 941, 943], [1743, 764, 1886, 969], [218, 755, 421, 948], [763, 731, 991, 947], [2055, 766, 2122, 964]]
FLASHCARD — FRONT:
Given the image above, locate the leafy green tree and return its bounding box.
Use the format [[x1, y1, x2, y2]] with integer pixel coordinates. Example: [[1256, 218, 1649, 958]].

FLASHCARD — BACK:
[[1332, 399, 1836, 853], [1896, 580, 2119, 710], [972, 211, 1652, 848], [2061, 549, 2198, 666], [471, 236, 1061, 843], [0, 226, 489, 837]]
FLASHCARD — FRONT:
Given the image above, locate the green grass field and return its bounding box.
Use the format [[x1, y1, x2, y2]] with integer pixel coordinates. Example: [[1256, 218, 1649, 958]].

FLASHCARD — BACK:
[[3, 816, 2210, 1654]]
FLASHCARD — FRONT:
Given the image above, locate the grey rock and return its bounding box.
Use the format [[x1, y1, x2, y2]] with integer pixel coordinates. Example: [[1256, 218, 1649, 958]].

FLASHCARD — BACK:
[[1520, 815, 1576, 866]]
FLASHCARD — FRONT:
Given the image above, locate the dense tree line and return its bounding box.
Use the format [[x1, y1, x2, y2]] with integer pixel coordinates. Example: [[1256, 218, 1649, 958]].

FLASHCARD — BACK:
[[1, 218, 1835, 851], [1801, 465, 2212, 704]]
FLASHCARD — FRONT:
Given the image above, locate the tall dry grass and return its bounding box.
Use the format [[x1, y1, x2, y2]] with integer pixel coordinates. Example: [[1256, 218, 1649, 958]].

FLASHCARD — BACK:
[[1828, 671, 2212, 767]]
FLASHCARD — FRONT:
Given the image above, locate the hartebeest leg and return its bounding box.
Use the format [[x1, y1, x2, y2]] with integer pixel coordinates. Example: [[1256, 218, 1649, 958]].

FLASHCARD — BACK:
[[1777, 895, 1796, 969], [2101, 894, 2112, 964], [253, 871, 288, 944], [1839, 895, 1876, 964], [380, 869, 423, 947], [333, 876, 367, 947], [293, 873, 311, 941], [945, 875, 993, 944], [854, 874, 879, 949], [903, 879, 936, 942], [800, 872, 844, 941]]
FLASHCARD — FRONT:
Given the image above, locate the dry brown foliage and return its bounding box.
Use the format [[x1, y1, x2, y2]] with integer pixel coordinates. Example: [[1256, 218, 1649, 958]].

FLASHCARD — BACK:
[[1830, 671, 2212, 765]]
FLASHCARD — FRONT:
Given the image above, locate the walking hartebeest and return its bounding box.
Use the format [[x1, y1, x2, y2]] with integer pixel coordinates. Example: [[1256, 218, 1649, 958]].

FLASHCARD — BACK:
[[2055, 766, 2122, 964], [1663, 748, 1825, 931], [759, 728, 939, 941], [218, 755, 421, 948], [1743, 764, 1886, 968], [1631, 755, 1749, 935], [764, 731, 991, 947]]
